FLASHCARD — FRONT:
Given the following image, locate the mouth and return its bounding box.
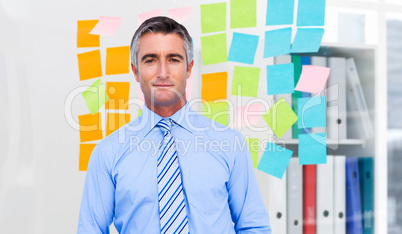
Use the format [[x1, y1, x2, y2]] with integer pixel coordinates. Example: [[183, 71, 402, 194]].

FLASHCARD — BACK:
[[153, 84, 174, 88]]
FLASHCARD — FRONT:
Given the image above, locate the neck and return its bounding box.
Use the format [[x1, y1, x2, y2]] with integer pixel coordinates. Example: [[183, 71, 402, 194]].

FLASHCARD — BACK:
[[145, 96, 187, 118]]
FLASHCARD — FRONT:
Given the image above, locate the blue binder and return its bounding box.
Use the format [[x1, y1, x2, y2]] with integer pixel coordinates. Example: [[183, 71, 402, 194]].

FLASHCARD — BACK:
[[358, 157, 374, 234], [346, 157, 363, 234]]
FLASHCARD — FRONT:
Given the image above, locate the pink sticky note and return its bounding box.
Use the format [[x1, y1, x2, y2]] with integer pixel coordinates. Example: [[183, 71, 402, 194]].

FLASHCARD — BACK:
[[232, 103, 264, 129], [90, 16, 122, 36], [167, 7, 193, 23], [138, 9, 163, 26], [185, 73, 194, 99], [295, 65, 330, 93]]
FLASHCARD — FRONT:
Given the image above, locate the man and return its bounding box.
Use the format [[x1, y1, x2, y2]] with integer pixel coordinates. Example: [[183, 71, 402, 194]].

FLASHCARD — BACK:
[[78, 16, 271, 233]]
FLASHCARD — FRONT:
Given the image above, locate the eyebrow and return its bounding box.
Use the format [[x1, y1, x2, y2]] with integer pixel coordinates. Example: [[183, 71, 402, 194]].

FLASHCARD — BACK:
[[140, 53, 185, 62]]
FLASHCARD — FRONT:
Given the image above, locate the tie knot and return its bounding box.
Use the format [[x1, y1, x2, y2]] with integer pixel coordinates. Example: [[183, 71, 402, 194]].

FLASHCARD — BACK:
[[156, 118, 173, 133]]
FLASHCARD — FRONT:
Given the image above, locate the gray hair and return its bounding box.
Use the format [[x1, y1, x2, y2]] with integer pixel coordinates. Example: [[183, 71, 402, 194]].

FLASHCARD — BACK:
[[130, 16, 193, 69]]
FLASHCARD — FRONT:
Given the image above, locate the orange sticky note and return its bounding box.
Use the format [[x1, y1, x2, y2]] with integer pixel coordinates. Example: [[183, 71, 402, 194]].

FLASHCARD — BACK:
[[106, 113, 131, 136], [106, 46, 130, 75], [106, 82, 130, 110], [201, 72, 228, 102], [78, 112, 103, 142], [77, 20, 100, 48], [77, 50, 103, 81], [79, 143, 96, 171]]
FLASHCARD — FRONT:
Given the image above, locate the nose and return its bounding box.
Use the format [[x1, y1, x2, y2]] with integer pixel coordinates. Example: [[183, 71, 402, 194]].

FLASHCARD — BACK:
[[157, 60, 169, 79]]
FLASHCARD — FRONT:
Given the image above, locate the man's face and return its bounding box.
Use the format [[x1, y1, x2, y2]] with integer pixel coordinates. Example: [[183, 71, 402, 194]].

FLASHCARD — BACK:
[[132, 32, 193, 109]]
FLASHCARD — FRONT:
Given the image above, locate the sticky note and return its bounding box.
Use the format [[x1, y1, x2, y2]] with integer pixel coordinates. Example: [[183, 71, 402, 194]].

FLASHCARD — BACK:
[[186, 73, 194, 99], [106, 82, 130, 110], [264, 28, 292, 58], [201, 33, 227, 65], [228, 33, 259, 64], [138, 109, 142, 117], [202, 101, 229, 126], [106, 46, 130, 75], [230, 0, 257, 28], [298, 133, 327, 165], [266, 0, 295, 25], [200, 3, 226, 33], [77, 20, 99, 48], [267, 63, 294, 95], [232, 66, 260, 97], [78, 112, 103, 142], [79, 144, 96, 171], [138, 9, 162, 25], [167, 7, 193, 23], [297, 0, 326, 26], [257, 141, 293, 179], [298, 96, 326, 128], [233, 103, 264, 129], [263, 97, 298, 138], [77, 50, 103, 81], [295, 65, 330, 93], [201, 72, 227, 102], [106, 113, 131, 136], [90, 16, 122, 36], [290, 28, 325, 53], [246, 138, 260, 168], [82, 78, 109, 114]]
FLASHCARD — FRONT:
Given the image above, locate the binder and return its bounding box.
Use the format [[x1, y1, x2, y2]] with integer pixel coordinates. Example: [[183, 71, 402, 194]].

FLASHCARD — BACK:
[[346, 157, 363, 234], [291, 55, 303, 139], [334, 155, 346, 234], [327, 57, 347, 140], [303, 164, 316, 234], [274, 55, 292, 140], [287, 157, 303, 233], [310, 56, 327, 134], [316, 155, 334, 234], [358, 157, 374, 234], [345, 58, 374, 139], [267, 172, 287, 233]]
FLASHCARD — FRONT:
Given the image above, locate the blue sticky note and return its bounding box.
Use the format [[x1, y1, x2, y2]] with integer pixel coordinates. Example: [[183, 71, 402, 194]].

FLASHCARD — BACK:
[[290, 28, 324, 53], [257, 142, 293, 179], [228, 32, 259, 64], [298, 133, 327, 165], [264, 28, 292, 58], [298, 96, 326, 128], [267, 63, 294, 95], [297, 0, 326, 26], [266, 0, 295, 25]]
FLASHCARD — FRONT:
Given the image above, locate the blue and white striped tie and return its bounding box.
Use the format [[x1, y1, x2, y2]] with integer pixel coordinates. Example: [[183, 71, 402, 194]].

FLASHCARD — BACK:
[[156, 118, 189, 234]]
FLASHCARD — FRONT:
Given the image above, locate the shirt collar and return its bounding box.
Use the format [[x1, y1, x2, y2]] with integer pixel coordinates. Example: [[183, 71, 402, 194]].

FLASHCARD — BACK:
[[140, 101, 193, 138]]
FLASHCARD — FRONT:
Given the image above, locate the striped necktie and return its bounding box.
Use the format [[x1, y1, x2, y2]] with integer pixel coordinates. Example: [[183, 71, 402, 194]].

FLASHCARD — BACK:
[[156, 118, 189, 234]]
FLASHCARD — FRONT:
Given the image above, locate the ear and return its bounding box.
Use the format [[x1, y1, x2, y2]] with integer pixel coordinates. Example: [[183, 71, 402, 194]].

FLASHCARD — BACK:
[[131, 63, 140, 82], [186, 60, 194, 79]]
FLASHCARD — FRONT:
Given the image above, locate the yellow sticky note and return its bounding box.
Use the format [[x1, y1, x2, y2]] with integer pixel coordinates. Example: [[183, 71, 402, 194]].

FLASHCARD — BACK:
[[77, 20, 100, 48], [77, 50, 103, 81], [79, 144, 96, 171], [246, 138, 259, 168], [82, 78, 109, 114], [106, 113, 131, 136], [106, 82, 130, 110], [106, 46, 130, 75], [79, 112, 103, 142], [263, 97, 298, 138], [201, 72, 227, 102], [202, 101, 229, 126]]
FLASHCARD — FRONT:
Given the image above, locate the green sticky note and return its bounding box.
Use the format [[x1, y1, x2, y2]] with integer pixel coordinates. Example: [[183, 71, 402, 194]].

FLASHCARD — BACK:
[[232, 66, 260, 97], [202, 101, 229, 126], [200, 3, 226, 33], [137, 109, 142, 117], [263, 97, 298, 138], [82, 78, 109, 114], [201, 33, 227, 65], [246, 138, 259, 168], [230, 0, 257, 28]]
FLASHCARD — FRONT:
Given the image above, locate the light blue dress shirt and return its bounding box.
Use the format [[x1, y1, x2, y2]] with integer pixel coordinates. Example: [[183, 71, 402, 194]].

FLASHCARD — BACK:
[[78, 102, 271, 233]]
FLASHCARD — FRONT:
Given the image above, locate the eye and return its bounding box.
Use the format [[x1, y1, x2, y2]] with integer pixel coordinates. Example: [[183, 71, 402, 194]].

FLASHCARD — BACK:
[[145, 59, 155, 63], [170, 58, 180, 63]]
